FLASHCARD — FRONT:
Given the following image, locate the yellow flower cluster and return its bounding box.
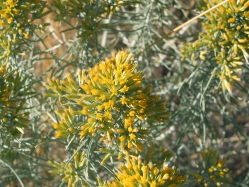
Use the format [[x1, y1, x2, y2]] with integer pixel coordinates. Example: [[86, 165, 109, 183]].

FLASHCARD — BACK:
[[78, 51, 147, 149], [51, 106, 78, 138], [103, 153, 186, 187], [181, 0, 249, 93], [0, 64, 31, 136], [0, 0, 46, 59], [45, 51, 175, 186], [192, 149, 230, 187], [48, 150, 88, 187], [45, 51, 169, 153]]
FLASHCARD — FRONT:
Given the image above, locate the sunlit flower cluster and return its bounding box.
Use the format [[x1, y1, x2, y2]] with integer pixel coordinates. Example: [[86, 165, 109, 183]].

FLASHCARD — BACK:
[[51, 106, 79, 139], [181, 0, 249, 93], [192, 149, 230, 187], [0, 0, 46, 59], [48, 150, 88, 187], [52, 0, 140, 43], [0, 64, 31, 136], [102, 153, 186, 187], [45, 51, 169, 154]]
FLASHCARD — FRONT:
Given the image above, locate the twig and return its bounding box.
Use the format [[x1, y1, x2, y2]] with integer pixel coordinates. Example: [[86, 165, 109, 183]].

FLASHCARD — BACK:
[[135, 0, 229, 57]]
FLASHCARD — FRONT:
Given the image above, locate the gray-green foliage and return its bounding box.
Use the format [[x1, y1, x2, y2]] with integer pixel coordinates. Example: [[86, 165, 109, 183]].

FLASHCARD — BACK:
[[0, 0, 248, 186]]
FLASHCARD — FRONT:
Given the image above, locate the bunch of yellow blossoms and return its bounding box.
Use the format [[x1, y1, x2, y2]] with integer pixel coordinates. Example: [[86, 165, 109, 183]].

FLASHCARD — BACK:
[[101, 153, 186, 187], [46, 51, 172, 187], [45, 51, 169, 154], [0, 64, 31, 136], [49, 150, 89, 187], [192, 149, 231, 187], [181, 0, 249, 93], [0, 0, 46, 59], [49, 149, 185, 187]]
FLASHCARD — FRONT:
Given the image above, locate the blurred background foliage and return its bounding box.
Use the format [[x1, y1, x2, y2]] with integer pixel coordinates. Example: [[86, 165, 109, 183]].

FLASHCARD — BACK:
[[0, 0, 249, 186]]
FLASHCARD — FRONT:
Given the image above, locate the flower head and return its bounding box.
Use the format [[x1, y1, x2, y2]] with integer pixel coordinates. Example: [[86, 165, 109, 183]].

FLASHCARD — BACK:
[[0, 0, 46, 59], [0, 64, 32, 136], [102, 153, 186, 187], [48, 150, 87, 187], [45, 51, 169, 158], [192, 149, 231, 186], [181, 0, 249, 93]]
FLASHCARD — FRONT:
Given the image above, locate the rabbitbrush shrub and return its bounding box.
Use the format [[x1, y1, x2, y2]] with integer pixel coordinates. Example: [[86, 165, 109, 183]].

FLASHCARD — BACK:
[[0, 0, 249, 186]]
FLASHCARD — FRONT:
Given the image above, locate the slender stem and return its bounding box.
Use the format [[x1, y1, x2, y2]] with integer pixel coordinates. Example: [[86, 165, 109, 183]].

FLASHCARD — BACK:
[[0, 159, 25, 187], [135, 0, 229, 57], [173, 0, 229, 32]]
